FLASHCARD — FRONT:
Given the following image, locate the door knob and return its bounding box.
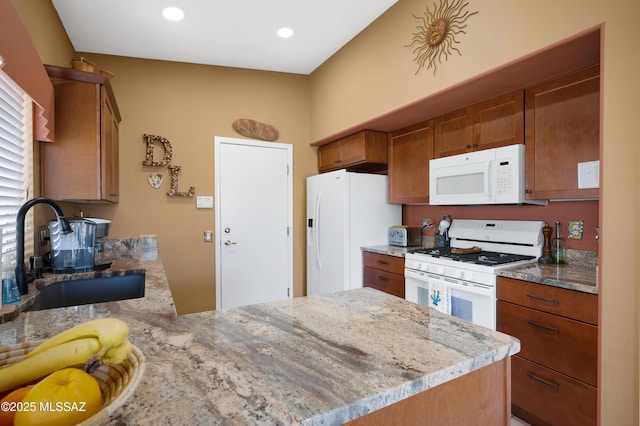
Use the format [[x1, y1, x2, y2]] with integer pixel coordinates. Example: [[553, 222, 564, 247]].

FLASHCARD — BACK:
[[224, 240, 237, 246]]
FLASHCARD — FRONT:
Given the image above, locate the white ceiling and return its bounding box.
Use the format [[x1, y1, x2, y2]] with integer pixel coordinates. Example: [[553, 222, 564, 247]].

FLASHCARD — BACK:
[[52, 0, 398, 75]]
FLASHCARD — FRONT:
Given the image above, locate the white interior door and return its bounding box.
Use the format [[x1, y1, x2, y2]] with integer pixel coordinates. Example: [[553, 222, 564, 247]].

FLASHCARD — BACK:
[[214, 136, 292, 309]]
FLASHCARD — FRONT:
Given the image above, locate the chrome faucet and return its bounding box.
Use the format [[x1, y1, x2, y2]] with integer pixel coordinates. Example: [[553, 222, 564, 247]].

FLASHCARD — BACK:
[[15, 198, 73, 295]]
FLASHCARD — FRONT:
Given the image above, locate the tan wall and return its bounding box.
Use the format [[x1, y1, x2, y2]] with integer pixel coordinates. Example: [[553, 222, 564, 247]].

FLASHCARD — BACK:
[[14, 0, 316, 315], [309, 0, 640, 424], [68, 55, 314, 315]]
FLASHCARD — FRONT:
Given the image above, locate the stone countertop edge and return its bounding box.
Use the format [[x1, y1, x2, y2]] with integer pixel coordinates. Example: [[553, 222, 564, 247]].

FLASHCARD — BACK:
[[497, 263, 598, 294], [362, 245, 598, 295], [0, 256, 519, 425], [361, 244, 412, 258]]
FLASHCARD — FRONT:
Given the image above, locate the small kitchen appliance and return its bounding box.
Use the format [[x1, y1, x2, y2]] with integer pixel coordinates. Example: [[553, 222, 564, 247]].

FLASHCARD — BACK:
[[388, 226, 421, 247], [87, 218, 111, 267], [429, 144, 547, 205], [405, 219, 545, 330], [49, 218, 96, 273]]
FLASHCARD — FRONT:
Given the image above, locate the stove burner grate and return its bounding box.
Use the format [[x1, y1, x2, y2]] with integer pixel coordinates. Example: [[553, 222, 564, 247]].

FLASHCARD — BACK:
[[408, 247, 535, 265]]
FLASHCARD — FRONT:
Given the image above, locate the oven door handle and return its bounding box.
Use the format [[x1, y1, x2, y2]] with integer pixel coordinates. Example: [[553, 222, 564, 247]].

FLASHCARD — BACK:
[[404, 269, 494, 297]]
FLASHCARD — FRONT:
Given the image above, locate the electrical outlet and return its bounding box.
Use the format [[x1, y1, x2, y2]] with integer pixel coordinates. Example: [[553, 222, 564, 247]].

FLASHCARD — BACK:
[[422, 218, 433, 230]]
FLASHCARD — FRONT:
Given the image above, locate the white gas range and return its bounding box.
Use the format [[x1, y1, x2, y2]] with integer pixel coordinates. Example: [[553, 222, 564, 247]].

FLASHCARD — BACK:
[[405, 219, 545, 330]]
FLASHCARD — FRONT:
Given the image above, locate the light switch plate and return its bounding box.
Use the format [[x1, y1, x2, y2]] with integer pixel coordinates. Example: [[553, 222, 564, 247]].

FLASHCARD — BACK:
[[196, 196, 214, 209]]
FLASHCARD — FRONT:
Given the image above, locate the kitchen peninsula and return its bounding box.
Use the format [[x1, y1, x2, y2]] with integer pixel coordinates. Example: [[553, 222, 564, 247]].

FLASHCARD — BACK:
[[0, 239, 520, 425]]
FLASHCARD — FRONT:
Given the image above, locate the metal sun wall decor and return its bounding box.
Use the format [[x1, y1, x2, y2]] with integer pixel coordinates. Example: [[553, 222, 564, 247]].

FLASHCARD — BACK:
[[406, 0, 478, 75], [142, 134, 195, 197]]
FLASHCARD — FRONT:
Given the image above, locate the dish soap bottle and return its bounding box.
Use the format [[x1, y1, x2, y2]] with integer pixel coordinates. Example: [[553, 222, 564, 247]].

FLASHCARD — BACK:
[[551, 221, 566, 265], [2, 264, 20, 304]]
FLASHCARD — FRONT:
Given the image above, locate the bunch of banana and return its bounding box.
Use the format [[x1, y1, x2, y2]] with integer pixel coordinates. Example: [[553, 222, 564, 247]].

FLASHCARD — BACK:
[[0, 318, 132, 393]]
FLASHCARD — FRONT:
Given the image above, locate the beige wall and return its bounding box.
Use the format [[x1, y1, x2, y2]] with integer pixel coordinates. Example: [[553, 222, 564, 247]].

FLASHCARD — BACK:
[[13, 0, 317, 315], [67, 56, 314, 315], [309, 0, 640, 424]]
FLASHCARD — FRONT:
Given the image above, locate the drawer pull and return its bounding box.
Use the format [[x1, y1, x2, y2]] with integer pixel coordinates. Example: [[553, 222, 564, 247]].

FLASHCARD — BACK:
[[527, 320, 559, 333], [377, 276, 390, 283], [527, 372, 559, 389], [526, 293, 559, 304], [376, 260, 390, 266]]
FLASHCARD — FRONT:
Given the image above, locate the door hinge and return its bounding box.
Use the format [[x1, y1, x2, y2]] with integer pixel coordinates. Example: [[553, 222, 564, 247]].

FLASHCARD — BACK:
[[286, 164, 290, 175], [287, 226, 290, 236], [287, 288, 290, 297]]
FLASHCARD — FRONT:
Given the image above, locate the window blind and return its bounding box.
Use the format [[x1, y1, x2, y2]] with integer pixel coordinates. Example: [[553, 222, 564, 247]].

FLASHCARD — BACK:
[[0, 67, 34, 271]]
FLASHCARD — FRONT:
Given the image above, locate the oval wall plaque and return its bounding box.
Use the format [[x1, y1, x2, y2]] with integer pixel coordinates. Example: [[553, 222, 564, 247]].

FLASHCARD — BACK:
[[232, 118, 279, 142]]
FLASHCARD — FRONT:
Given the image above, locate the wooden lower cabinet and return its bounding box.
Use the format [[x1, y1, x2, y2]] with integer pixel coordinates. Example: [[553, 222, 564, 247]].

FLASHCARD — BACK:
[[497, 301, 597, 386], [345, 358, 512, 426], [362, 252, 405, 298], [511, 356, 596, 426], [497, 277, 598, 425]]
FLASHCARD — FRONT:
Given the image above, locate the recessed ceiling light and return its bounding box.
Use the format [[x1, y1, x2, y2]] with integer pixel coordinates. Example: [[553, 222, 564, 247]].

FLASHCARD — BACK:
[[277, 27, 294, 39], [162, 7, 184, 22]]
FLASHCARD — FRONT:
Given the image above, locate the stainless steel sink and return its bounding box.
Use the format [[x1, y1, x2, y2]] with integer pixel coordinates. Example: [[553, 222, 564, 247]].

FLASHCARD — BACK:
[[25, 273, 145, 311]]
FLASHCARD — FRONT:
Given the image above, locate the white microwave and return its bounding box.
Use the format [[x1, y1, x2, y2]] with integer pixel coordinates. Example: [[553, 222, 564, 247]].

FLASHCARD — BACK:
[[429, 144, 546, 205]]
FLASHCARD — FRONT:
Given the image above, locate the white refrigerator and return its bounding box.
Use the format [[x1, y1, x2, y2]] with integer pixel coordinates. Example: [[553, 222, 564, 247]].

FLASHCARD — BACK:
[[306, 170, 401, 296]]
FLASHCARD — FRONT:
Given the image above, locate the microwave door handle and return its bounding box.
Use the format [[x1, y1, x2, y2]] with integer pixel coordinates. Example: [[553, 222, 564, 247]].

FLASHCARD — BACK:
[[484, 161, 492, 196]]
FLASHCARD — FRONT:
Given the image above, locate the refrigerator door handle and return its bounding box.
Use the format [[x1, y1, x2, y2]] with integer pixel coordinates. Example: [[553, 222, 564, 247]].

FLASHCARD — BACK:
[[314, 193, 322, 269]]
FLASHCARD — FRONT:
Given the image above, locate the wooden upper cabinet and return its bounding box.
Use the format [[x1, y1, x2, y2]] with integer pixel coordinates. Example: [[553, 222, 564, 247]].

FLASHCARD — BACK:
[[471, 91, 524, 150], [434, 91, 524, 158], [41, 65, 121, 202], [525, 66, 600, 200], [433, 108, 473, 158], [317, 130, 388, 173], [317, 142, 342, 172], [388, 120, 433, 204]]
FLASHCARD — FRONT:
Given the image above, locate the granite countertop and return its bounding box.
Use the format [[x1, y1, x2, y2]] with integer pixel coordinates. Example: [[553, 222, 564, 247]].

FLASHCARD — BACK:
[[497, 263, 598, 294], [362, 245, 598, 295], [361, 244, 413, 258], [0, 253, 520, 424]]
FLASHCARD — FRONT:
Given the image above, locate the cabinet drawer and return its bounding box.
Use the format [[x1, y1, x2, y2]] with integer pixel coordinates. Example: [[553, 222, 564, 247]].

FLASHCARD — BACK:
[[497, 276, 598, 325], [512, 355, 596, 426], [497, 301, 597, 386], [363, 267, 404, 298], [363, 252, 405, 275]]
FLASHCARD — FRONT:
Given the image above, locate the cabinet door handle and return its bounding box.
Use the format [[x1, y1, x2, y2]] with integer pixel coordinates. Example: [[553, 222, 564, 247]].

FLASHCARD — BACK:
[[377, 276, 390, 283], [376, 260, 389, 266], [334, 159, 342, 163], [527, 320, 558, 333], [526, 293, 559, 304], [465, 144, 472, 149], [526, 372, 559, 389]]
